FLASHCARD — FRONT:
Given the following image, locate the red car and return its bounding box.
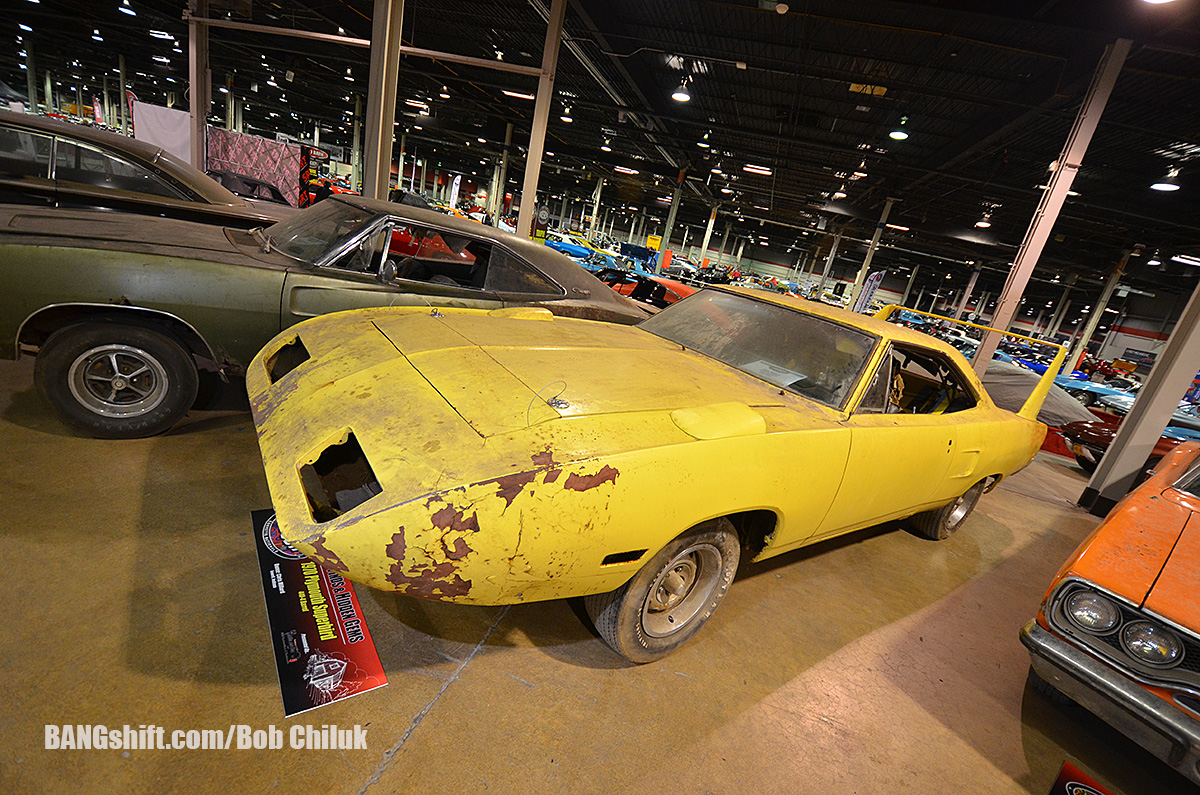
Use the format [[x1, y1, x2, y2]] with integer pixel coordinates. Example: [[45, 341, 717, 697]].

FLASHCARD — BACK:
[[1061, 417, 1187, 476], [596, 268, 696, 309]]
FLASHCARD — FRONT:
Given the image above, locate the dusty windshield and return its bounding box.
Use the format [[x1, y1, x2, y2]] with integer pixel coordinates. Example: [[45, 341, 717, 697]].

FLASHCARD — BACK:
[[266, 199, 379, 264], [640, 290, 878, 408]]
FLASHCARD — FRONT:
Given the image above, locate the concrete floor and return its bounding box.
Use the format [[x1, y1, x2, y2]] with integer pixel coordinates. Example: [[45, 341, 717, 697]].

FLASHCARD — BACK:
[[1, 354, 1197, 795]]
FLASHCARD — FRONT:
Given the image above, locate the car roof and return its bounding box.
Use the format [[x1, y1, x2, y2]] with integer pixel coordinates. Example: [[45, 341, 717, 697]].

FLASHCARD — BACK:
[[717, 285, 967, 355], [0, 110, 241, 207]]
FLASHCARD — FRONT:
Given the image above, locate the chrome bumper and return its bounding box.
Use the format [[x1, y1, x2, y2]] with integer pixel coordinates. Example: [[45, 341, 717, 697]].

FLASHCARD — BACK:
[[1021, 620, 1200, 785]]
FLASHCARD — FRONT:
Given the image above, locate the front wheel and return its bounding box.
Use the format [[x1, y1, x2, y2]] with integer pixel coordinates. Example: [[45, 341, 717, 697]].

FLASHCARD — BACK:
[[34, 322, 199, 439], [584, 518, 740, 663], [906, 480, 986, 541]]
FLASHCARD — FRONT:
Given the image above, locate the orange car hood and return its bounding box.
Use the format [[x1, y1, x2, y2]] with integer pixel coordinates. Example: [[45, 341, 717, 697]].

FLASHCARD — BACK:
[[1062, 455, 1199, 628]]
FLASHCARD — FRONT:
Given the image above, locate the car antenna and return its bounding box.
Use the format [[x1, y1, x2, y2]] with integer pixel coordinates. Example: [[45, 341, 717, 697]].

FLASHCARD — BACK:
[[526, 380, 569, 426]]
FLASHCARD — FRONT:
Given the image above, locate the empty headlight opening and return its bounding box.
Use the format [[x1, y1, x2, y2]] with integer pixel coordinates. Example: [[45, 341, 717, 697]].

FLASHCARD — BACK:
[[299, 432, 381, 523], [266, 337, 310, 384]]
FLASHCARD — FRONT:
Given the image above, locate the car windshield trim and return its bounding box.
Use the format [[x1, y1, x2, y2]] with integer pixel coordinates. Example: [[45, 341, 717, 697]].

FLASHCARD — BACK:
[[638, 289, 879, 410]]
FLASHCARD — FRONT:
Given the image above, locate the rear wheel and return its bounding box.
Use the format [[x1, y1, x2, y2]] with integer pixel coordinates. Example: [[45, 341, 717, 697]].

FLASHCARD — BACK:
[[1070, 390, 1096, 407], [584, 518, 739, 663], [1073, 453, 1098, 474], [34, 322, 198, 439], [906, 480, 986, 541]]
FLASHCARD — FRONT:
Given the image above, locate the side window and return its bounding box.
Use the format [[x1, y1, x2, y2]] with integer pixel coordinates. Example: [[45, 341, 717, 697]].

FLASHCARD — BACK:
[[386, 223, 489, 288], [54, 140, 187, 200], [890, 345, 978, 415], [327, 224, 391, 274], [0, 126, 52, 178], [484, 248, 562, 295], [856, 346, 899, 414]]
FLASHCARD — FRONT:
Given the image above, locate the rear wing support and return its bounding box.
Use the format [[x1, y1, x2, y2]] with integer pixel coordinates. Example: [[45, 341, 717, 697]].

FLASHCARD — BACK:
[[874, 305, 1066, 422]]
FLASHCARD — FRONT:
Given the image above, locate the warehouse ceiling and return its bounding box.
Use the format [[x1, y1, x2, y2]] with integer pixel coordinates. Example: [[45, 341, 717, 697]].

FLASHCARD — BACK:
[[5, 0, 1200, 312]]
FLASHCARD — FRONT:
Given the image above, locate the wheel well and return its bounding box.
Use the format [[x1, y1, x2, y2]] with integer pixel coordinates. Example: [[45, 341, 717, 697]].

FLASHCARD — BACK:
[[17, 305, 216, 365], [723, 509, 780, 559]]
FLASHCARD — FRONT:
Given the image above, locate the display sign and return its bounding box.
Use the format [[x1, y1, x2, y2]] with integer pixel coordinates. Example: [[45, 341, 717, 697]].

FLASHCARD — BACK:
[[298, 145, 329, 208], [647, 234, 663, 251], [126, 90, 137, 134], [1045, 761, 1114, 795], [92, 97, 103, 125], [852, 270, 886, 313], [1121, 348, 1157, 368], [532, 204, 550, 241], [448, 174, 461, 208], [251, 510, 387, 716]]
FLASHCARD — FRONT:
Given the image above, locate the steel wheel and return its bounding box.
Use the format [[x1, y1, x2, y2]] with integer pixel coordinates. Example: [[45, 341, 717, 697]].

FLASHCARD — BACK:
[[641, 543, 723, 638], [906, 480, 986, 541], [68, 344, 169, 418]]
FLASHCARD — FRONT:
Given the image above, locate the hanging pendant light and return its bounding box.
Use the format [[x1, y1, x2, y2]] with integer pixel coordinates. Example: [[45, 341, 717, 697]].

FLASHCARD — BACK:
[[889, 116, 910, 140], [1151, 166, 1181, 192]]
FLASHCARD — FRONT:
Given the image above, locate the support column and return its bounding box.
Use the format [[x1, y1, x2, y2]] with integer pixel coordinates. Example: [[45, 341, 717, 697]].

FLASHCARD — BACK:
[[734, 238, 745, 268], [913, 285, 925, 311], [44, 71, 53, 115], [954, 266, 981, 320], [75, 84, 85, 123], [224, 74, 234, 130], [901, 265, 920, 306], [516, 0, 566, 238], [362, 0, 404, 200], [588, 178, 603, 238], [1067, 251, 1130, 372], [118, 56, 127, 133], [657, 171, 684, 272], [974, 39, 1130, 374], [559, 194, 569, 228], [187, 0, 211, 169], [699, 206, 717, 262], [1080, 278, 1200, 514], [492, 122, 512, 225], [716, 222, 731, 267], [849, 197, 898, 308], [817, 233, 842, 294], [1046, 282, 1074, 338], [24, 44, 36, 113], [351, 95, 362, 189]]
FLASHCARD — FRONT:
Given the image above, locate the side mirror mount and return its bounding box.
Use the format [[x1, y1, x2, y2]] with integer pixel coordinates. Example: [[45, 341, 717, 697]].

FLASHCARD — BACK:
[[379, 258, 398, 284]]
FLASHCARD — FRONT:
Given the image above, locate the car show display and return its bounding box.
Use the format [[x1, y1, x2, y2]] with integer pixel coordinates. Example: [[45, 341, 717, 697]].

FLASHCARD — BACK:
[[7, 1, 1200, 792]]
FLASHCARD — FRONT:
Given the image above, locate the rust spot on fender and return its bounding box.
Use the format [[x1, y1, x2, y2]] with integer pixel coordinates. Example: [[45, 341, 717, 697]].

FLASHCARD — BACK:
[[384, 527, 471, 598], [431, 505, 480, 533], [491, 471, 537, 508], [532, 447, 559, 468], [563, 465, 619, 492], [544, 468, 562, 484], [442, 536, 471, 560], [308, 535, 349, 573]]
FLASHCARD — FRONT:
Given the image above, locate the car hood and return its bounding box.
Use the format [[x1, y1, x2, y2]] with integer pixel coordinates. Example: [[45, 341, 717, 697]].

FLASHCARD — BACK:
[[371, 309, 789, 437], [1142, 506, 1200, 631]]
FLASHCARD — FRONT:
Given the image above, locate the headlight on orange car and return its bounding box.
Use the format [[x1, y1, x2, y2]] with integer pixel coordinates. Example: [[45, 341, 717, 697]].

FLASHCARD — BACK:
[[1064, 591, 1120, 633], [1121, 621, 1183, 667]]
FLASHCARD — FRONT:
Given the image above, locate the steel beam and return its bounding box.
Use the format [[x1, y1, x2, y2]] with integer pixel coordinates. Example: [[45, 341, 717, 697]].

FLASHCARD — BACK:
[[187, 0, 211, 169], [973, 39, 1130, 374], [849, 197, 898, 307], [1079, 277, 1200, 514], [1066, 251, 1129, 372], [362, 0, 404, 200], [955, 266, 981, 320], [516, 0, 566, 238]]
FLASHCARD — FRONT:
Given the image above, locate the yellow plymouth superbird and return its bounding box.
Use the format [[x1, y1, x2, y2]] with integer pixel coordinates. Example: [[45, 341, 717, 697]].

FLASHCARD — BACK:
[[248, 289, 1060, 662]]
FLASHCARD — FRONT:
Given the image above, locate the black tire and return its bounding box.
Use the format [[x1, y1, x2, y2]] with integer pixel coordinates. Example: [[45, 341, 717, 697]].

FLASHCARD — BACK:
[[1074, 453, 1097, 474], [1071, 390, 1096, 407], [584, 518, 740, 664], [906, 480, 986, 541], [1027, 665, 1074, 706], [34, 322, 199, 439]]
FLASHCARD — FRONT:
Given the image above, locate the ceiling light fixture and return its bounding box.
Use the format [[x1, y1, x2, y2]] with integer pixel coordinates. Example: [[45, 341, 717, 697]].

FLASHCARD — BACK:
[[886, 223, 909, 231], [672, 77, 691, 103], [852, 159, 868, 179], [502, 89, 535, 101], [600, 138, 612, 152], [560, 104, 573, 123], [439, 86, 450, 99], [743, 163, 772, 175], [711, 163, 723, 174], [832, 185, 847, 199], [697, 131, 711, 148], [92, 29, 103, 41], [975, 211, 992, 228], [1151, 165, 1181, 192], [614, 166, 640, 174], [119, 0, 135, 16], [889, 116, 910, 140], [720, 186, 733, 194]]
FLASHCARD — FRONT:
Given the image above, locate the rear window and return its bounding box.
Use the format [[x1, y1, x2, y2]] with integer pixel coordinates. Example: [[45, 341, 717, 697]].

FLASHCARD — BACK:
[[0, 125, 52, 178]]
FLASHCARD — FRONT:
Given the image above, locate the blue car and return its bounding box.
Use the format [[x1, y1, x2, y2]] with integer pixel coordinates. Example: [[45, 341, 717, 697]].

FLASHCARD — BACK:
[[1053, 375, 1139, 407], [1098, 393, 1200, 437]]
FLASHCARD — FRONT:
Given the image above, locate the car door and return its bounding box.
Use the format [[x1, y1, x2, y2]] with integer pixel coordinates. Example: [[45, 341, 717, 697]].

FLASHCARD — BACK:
[[815, 343, 976, 538], [280, 220, 503, 328]]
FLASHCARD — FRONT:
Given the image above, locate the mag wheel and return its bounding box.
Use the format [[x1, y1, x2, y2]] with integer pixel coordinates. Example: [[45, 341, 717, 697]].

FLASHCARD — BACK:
[[35, 323, 198, 439]]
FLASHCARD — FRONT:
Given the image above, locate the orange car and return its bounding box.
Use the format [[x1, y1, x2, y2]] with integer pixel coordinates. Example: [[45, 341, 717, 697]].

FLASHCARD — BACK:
[[1022, 441, 1200, 784]]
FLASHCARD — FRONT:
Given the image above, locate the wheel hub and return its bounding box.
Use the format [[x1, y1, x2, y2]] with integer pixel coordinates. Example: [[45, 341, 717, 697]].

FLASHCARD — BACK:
[[641, 543, 723, 638], [68, 344, 169, 418]]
